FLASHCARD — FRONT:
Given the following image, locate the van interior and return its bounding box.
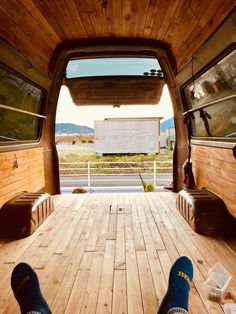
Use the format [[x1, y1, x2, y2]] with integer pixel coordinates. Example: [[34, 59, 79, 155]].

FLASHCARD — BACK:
[[0, 2, 235, 313]]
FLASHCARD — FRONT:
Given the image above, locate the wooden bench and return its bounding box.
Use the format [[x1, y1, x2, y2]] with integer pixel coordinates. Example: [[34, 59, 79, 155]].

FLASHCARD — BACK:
[[0, 192, 54, 239], [176, 188, 233, 236]]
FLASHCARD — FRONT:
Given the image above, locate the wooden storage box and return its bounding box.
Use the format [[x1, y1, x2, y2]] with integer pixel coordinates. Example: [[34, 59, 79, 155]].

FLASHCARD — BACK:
[[176, 189, 231, 236], [0, 192, 54, 238]]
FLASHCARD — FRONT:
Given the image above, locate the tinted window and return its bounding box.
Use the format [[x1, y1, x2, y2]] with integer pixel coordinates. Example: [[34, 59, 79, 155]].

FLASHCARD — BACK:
[[183, 49, 236, 139], [0, 65, 44, 143], [184, 50, 236, 109], [190, 98, 236, 137], [0, 108, 40, 141]]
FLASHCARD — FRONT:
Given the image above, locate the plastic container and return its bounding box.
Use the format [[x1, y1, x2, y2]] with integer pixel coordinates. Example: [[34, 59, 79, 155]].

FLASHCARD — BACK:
[[223, 303, 236, 314], [204, 263, 232, 302]]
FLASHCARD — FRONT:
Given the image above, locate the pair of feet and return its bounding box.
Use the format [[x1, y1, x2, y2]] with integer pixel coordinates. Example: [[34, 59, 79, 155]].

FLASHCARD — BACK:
[[11, 256, 193, 314]]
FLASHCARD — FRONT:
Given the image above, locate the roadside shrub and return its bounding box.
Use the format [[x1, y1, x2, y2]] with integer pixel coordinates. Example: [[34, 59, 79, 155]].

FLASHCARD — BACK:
[[88, 140, 94, 143], [144, 183, 156, 192], [82, 140, 86, 143]]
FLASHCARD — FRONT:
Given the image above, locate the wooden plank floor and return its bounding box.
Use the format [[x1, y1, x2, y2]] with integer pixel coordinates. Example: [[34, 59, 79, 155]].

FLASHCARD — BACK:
[[0, 192, 236, 313]]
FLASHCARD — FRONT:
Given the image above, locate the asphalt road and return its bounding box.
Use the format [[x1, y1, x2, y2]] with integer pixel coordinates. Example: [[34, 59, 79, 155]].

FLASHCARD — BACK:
[[60, 173, 172, 193]]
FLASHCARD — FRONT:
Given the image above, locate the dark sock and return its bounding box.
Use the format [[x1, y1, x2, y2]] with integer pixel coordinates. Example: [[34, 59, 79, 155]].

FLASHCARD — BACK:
[[11, 263, 52, 314], [158, 256, 193, 314]]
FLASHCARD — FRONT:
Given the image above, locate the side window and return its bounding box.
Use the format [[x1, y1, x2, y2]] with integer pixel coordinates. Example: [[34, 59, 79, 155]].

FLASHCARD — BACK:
[[183, 49, 236, 139], [0, 64, 45, 143]]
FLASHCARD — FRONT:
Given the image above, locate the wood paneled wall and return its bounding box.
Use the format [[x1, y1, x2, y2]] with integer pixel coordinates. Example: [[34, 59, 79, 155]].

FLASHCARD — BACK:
[[0, 1, 234, 74], [0, 147, 45, 208], [192, 145, 236, 217]]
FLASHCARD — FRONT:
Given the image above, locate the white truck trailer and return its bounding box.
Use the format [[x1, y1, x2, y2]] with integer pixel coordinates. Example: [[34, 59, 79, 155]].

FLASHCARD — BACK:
[[95, 117, 162, 155]]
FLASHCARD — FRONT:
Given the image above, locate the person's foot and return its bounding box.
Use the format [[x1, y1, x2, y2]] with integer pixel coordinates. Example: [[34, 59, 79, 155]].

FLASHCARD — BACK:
[[11, 263, 52, 314], [158, 256, 193, 314]]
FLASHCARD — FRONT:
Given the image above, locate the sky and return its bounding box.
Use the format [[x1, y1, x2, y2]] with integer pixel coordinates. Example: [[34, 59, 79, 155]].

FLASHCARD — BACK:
[[56, 84, 173, 128]]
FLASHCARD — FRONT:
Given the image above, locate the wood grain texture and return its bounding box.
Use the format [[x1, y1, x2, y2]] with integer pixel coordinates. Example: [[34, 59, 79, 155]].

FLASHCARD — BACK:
[[65, 76, 165, 106], [0, 1, 234, 73], [0, 192, 236, 313], [0, 147, 45, 207], [192, 145, 236, 216]]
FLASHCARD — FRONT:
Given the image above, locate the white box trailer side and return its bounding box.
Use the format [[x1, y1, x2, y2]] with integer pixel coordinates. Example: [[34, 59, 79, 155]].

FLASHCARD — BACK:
[[95, 118, 161, 154]]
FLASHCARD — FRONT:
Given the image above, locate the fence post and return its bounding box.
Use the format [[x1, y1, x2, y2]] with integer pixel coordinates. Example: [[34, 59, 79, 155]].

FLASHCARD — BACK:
[[88, 161, 90, 187], [153, 160, 156, 187]]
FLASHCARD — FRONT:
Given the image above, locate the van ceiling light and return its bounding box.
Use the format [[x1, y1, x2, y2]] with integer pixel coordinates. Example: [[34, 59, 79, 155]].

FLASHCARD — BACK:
[[143, 69, 164, 77]]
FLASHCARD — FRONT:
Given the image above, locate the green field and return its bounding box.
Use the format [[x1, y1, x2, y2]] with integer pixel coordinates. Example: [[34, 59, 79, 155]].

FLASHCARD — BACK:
[[58, 147, 173, 174]]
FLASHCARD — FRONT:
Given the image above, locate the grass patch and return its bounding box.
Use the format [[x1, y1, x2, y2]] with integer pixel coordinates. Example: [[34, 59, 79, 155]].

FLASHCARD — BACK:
[[144, 183, 156, 192], [58, 149, 172, 162], [58, 148, 173, 174]]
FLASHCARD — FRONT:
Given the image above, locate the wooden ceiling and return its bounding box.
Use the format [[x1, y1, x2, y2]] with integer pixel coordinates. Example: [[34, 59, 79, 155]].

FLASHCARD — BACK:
[[64, 76, 165, 105], [0, 0, 235, 75]]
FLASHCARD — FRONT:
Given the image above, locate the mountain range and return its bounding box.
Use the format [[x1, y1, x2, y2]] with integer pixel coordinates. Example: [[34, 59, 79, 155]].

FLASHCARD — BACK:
[[56, 117, 174, 134], [56, 123, 94, 134], [160, 117, 174, 131]]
